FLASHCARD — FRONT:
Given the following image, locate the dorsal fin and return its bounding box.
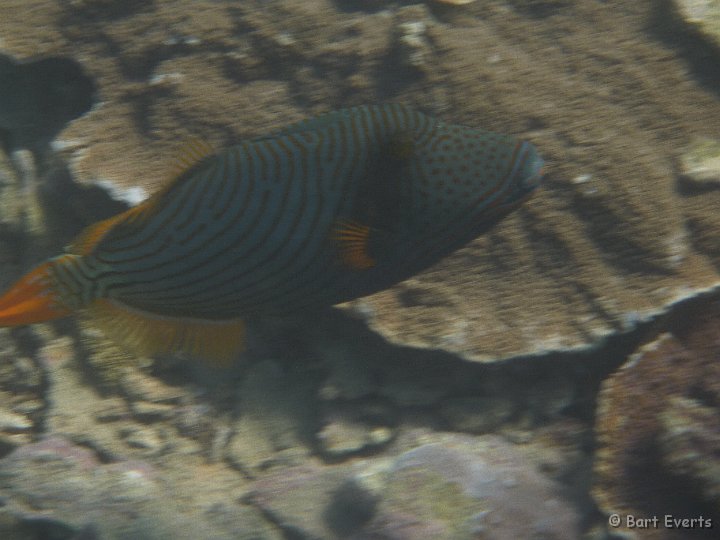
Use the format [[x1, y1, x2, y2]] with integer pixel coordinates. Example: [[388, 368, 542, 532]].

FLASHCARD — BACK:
[[166, 138, 215, 183], [256, 105, 411, 141], [70, 212, 131, 255], [88, 299, 245, 366], [69, 138, 216, 255], [260, 109, 355, 140]]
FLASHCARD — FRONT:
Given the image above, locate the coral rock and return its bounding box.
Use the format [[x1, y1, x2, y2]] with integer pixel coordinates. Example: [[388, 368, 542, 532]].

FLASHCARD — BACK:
[[0, 437, 277, 539], [315, 397, 397, 458], [225, 360, 314, 476], [679, 137, 720, 186], [369, 435, 580, 540], [674, 0, 720, 47], [593, 299, 720, 539], [247, 434, 579, 540]]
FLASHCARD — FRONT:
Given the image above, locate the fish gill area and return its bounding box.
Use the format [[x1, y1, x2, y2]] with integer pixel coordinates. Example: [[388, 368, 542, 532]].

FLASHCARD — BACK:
[[0, 1, 719, 539]]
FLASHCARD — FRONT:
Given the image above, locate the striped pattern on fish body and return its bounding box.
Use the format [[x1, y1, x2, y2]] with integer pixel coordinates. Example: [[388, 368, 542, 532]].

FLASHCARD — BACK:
[[0, 104, 543, 362]]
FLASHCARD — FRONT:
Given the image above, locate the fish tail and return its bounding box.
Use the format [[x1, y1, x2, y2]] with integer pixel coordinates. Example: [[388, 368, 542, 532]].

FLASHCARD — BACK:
[[0, 260, 72, 326]]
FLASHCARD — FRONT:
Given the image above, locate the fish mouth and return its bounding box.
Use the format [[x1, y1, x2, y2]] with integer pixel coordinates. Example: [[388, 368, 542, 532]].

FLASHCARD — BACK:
[[496, 142, 543, 211], [519, 142, 545, 192]]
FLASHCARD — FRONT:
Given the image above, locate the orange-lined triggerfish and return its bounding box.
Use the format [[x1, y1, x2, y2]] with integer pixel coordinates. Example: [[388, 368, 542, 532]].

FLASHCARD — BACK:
[[0, 104, 543, 362]]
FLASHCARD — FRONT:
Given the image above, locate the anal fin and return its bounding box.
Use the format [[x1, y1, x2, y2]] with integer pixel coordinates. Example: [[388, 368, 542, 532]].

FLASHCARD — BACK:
[[88, 299, 245, 366]]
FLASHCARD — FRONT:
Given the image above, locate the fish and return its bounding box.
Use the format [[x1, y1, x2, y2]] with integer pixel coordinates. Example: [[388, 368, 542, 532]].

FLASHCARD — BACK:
[[0, 53, 96, 157], [0, 104, 543, 362]]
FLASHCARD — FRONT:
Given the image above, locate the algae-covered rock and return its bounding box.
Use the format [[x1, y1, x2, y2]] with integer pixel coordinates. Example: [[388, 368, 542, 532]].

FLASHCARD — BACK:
[[394, 5, 435, 71], [0, 330, 45, 451], [0, 436, 280, 540], [371, 436, 580, 540], [594, 298, 720, 539], [246, 463, 353, 539], [680, 136, 720, 186], [659, 397, 720, 507], [315, 397, 397, 458], [434, 0, 476, 5], [247, 434, 579, 540], [439, 395, 516, 433], [225, 360, 314, 476]]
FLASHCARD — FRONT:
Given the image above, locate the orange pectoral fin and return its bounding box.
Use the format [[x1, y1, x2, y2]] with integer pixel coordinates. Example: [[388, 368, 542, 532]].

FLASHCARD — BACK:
[[0, 262, 71, 326], [333, 220, 377, 270]]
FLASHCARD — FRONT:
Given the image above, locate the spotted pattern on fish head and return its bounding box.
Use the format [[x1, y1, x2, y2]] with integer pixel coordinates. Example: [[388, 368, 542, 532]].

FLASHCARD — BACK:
[[409, 122, 543, 232]]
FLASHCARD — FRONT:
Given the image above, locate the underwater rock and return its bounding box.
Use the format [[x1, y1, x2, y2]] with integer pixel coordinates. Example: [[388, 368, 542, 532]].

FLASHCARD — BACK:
[[368, 434, 579, 540], [248, 433, 578, 540], [674, 0, 720, 48], [659, 397, 720, 507], [679, 136, 720, 186], [225, 360, 314, 477], [308, 313, 456, 407], [119, 368, 186, 405], [593, 300, 720, 539], [376, 349, 454, 406], [394, 5, 435, 71], [316, 339, 377, 401], [439, 395, 516, 433], [246, 463, 353, 539], [40, 332, 188, 461], [0, 437, 278, 540], [434, 0, 476, 5], [0, 148, 52, 253], [0, 152, 27, 232], [315, 397, 397, 458], [0, 406, 34, 449], [119, 424, 166, 453], [510, 418, 592, 485], [0, 333, 44, 450]]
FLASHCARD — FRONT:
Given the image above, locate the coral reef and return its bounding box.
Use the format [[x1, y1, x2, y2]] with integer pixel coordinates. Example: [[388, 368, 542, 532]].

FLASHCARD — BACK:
[[679, 136, 720, 187], [0, 260, 592, 538], [0, 437, 279, 540], [593, 299, 720, 539], [247, 433, 580, 539], [434, 0, 477, 6], [1, 1, 720, 538], [224, 359, 314, 476], [673, 0, 720, 47]]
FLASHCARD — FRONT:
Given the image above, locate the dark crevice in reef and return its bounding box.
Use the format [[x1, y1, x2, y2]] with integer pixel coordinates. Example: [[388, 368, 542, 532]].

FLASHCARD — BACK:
[[0, 53, 96, 161], [302, 281, 720, 438]]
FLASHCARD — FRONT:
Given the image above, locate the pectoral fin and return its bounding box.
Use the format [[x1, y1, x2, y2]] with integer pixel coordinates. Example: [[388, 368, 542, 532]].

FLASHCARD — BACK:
[[333, 220, 376, 270]]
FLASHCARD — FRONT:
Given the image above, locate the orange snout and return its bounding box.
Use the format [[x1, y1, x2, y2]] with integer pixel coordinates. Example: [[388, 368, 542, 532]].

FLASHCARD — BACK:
[[0, 262, 71, 326]]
